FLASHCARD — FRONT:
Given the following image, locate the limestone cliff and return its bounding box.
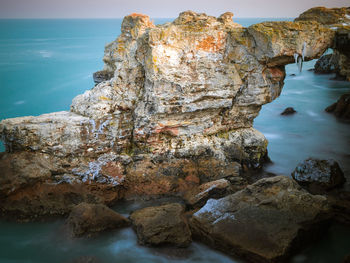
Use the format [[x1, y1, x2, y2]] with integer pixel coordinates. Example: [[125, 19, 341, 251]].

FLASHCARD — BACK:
[[0, 11, 335, 219]]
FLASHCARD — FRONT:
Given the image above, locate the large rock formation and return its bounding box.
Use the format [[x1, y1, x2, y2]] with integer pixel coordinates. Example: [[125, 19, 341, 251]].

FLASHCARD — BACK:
[[0, 11, 335, 219], [190, 176, 331, 263], [296, 7, 350, 81]]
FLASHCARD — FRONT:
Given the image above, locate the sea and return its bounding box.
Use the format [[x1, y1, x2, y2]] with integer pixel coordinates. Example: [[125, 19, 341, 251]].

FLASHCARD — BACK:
[[0, 18, 350, 263]]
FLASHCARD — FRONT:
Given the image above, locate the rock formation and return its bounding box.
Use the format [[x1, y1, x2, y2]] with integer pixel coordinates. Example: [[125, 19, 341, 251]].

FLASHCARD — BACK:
[[292, 158, 345, 194], [296, 7, 350, 81], [66, 202, 130, 237], [190, 176, 331, 263], [0, 11, 335, 219], [325, 93, 350, 120], [129, 203, 192, 247]]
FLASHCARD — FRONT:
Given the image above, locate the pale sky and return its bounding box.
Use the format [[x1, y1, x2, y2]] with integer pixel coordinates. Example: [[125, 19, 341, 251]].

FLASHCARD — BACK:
[[0, 0, 349, 18]]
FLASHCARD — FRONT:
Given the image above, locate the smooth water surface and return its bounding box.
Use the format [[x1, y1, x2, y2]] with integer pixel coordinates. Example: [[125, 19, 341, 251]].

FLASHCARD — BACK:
[[1, 18, 349, 263], [254, 60, 350, 189]]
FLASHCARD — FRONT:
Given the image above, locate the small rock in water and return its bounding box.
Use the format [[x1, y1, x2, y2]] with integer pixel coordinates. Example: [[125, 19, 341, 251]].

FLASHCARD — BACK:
[[281, 107, 297, 115], [292, 158, 345, 194], [130, 203, 192, 247], [290, 73, 296, 76], [325, 93, 350, 120], [66, 203, 130, 237]]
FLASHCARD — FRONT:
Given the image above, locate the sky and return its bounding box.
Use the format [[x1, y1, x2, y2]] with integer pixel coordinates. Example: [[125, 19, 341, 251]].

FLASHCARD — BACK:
[[0, 0, 349, 19]]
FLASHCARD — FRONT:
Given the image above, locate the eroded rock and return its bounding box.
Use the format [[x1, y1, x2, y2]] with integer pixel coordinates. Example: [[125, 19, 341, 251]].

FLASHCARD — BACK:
[[325, 93, 350, 120], [0, 10, 337, 219], [190, 176, 331, 263], [292, 158, 346, 194], [66, 203, 129, 237], [130, 203, 191, 247], [184, 179, 232, 208]]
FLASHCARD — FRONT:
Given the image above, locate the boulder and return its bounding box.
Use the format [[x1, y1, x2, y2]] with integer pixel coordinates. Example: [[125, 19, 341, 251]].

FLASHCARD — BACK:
[[292, 158, 346, 194], [281, 107, 296, 115], [190, 176, 331, 263], [130, 203, 191, 247], [183, 179, 232, 208], [66, 203, 129, 237], [325, 93, 350, 120], [314, 53, 338, 74]]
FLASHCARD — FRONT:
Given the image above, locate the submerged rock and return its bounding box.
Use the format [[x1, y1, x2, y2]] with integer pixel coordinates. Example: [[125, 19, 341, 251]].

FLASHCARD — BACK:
[[325, 93, 350, 120], [66, 203, 129, 237], [130, 203, 192, 247], [281, 107, 296, 115], [292, 158, 345, 194], [190, 176, 331, 263]]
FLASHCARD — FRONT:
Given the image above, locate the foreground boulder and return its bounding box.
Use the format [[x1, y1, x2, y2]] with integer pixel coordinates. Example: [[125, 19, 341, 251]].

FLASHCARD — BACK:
[[130, 203, 191, 247], [325, 93, 350, 120], [66, 203, 129, 237], [292, 158, 345, 194], [190, 176, 331, 263]]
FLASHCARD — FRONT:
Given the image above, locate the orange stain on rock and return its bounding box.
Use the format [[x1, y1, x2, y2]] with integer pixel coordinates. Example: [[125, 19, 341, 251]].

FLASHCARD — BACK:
[[196, 32, 225, 53]]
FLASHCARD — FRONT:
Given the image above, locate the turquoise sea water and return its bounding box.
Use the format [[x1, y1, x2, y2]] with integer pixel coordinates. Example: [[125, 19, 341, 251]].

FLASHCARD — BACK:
[[1, 18, 350, 262]]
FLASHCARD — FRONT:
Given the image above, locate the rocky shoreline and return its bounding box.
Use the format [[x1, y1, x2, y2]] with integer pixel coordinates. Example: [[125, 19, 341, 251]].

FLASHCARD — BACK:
[[1, 6, 350, 263]]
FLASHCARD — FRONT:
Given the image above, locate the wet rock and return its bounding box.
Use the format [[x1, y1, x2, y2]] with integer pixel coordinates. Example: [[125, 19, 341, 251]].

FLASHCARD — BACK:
[[66, 203, 129, 237], [292, 158, 345, 194], [130, 203, 191, 247], [190, 176, 331, 262], [325, 93, 350, 120], [184, 179, 232, 208], [314, 53, 338, 74], [281, 107, 296, 115]]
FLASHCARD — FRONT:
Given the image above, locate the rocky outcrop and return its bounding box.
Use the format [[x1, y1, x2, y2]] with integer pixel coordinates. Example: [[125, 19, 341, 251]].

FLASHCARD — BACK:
[[292, 158, 345, 194], [0, 10, 336, 219], [296, 7, 350, 81], [66, 203, 129, 237], [129, 203, 192, 247], [325, 93, 350, 120], [190, 176, 331, 263], [295, 7, 350, 25]]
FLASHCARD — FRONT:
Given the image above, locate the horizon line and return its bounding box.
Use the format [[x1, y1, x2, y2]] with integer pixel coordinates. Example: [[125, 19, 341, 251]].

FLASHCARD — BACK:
[[0, 16, 294, 20]]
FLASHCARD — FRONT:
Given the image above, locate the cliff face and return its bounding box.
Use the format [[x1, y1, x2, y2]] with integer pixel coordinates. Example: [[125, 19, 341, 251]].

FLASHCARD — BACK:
[[0, 11, 335, 218]]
